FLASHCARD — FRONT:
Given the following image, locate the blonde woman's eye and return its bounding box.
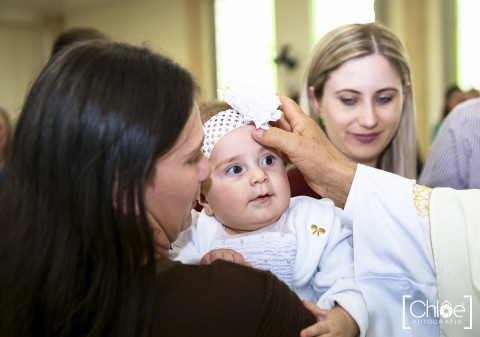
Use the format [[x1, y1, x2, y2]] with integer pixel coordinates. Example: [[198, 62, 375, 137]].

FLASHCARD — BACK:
[[340, 97, 356, 105], [377, 96, 392, 104], [226, 165, 242, 175]]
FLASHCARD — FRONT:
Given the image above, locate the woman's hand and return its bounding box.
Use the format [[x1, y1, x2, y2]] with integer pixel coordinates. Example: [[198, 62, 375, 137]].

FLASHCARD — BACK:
[[252, 96, 357, 205]]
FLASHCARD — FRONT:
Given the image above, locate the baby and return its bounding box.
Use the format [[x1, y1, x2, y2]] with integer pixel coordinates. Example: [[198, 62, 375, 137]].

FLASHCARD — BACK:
[[174, 81, 368, 337]]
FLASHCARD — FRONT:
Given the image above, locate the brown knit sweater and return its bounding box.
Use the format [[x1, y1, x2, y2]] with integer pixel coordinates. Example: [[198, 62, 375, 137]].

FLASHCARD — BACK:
[[153, 258, 316, 337]]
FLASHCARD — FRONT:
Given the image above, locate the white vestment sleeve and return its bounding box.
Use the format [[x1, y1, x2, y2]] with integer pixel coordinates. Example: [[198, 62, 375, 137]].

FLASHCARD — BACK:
[[343, 165, 439, 337], [311, 209, 368, 337], [430, 188, 480, 337]]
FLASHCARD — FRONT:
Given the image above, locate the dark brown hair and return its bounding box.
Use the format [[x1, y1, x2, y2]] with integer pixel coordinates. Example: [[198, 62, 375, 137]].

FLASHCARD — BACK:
[[0, 40, 196, 337]]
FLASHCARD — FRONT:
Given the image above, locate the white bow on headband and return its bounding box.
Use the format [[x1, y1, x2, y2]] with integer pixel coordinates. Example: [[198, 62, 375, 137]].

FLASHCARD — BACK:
[[202, 80, 282, 159]]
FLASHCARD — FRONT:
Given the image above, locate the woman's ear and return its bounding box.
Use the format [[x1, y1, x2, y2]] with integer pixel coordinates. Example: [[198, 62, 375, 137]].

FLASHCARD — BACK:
[[307, 86, 322, 122], [199, 193, 214, 216]]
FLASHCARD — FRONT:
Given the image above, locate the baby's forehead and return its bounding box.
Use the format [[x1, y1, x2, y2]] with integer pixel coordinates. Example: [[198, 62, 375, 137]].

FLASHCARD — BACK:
[[214, 123, 257, 146], [210, 124, 280, 160]]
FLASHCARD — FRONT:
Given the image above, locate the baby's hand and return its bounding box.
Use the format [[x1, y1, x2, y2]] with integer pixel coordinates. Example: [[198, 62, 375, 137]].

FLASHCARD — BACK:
[[300, 301, 359, 337], [201, 249, 252, 267]]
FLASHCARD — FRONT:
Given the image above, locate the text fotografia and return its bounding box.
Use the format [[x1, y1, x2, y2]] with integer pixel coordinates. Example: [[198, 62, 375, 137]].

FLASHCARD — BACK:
[[402, 295, 473, 330]]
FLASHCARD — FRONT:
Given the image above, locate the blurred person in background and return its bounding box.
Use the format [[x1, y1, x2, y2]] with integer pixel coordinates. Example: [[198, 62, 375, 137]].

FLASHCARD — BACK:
[[431, 84, 466, 142]]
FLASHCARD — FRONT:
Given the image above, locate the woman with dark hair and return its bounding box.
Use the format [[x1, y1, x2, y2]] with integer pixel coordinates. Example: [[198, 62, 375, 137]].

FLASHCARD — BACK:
[[51, 26, 109, 56], [0, 106, 13, 167], [0, 41, 316, 337]]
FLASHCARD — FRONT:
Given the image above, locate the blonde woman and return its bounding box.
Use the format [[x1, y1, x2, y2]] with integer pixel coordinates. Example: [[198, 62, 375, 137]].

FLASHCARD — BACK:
[[289, 22, 417, 198]]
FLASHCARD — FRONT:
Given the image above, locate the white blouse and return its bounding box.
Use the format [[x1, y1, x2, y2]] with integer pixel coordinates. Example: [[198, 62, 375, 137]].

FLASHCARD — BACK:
[[173, 196, 369, 337]]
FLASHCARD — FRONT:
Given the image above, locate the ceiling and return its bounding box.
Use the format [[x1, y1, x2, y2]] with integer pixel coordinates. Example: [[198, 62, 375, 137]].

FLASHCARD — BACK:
[[0, 0, 135, 19]]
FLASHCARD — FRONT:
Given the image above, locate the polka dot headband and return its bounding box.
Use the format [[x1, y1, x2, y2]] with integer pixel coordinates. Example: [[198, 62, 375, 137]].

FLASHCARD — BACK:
[[202, 81, 282, 159]]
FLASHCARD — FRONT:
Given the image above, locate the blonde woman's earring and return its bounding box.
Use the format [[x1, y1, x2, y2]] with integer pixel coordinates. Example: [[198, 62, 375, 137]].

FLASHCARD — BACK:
[[319, 114, 325, 126]]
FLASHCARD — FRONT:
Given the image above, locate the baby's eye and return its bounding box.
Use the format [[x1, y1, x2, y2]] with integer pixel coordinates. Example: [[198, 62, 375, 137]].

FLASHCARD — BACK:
[[261, 154, 275, 166], [226, 165, 243, 175], [340, 97, 356, 106]]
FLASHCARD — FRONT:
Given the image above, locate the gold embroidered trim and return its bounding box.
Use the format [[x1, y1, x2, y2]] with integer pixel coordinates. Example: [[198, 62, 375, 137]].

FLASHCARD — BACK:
[[413, 184, 432, 217]]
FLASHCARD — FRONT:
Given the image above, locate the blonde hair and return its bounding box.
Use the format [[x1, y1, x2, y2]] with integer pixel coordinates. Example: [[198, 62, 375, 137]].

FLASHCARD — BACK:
[[301, 22, 417, 178], [199, 101, 231, 124]]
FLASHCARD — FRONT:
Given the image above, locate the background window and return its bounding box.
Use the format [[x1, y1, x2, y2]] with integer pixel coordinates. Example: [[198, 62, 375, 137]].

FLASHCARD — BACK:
[[312, 0, 375, 42], [214, 0, 277, 93], [457, 0, 480, 90]]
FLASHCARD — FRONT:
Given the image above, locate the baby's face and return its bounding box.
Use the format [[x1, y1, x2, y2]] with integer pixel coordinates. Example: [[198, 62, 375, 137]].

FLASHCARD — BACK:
[[202, 124, 291, 233]]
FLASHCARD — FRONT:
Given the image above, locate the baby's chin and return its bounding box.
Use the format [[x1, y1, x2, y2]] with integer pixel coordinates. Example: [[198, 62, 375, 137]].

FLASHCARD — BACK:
[[231, 216, 283, 233]]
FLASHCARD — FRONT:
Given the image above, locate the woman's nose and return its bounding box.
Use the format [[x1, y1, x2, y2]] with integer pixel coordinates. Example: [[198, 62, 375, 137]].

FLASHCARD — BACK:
[[358, 103, 379, 128]]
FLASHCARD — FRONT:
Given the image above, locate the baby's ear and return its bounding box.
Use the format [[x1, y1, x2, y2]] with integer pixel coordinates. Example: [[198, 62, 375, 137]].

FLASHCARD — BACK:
[[199, 193, 214, 216]]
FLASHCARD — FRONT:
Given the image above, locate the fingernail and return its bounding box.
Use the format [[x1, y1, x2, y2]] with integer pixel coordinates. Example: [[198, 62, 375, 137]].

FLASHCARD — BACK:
[[254, 129, 264, 138]]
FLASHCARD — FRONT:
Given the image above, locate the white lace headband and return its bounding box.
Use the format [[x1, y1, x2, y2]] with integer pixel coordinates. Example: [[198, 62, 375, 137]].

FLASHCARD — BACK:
[[202, 81, 282, 159]]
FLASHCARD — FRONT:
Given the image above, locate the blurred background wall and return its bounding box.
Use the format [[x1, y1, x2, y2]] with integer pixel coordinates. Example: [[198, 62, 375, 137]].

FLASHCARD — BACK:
[[0, 0, 477, 159]]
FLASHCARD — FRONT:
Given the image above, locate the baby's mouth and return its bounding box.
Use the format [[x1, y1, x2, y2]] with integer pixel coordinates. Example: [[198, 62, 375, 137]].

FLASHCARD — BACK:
[[250, 193, 272, 203]]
